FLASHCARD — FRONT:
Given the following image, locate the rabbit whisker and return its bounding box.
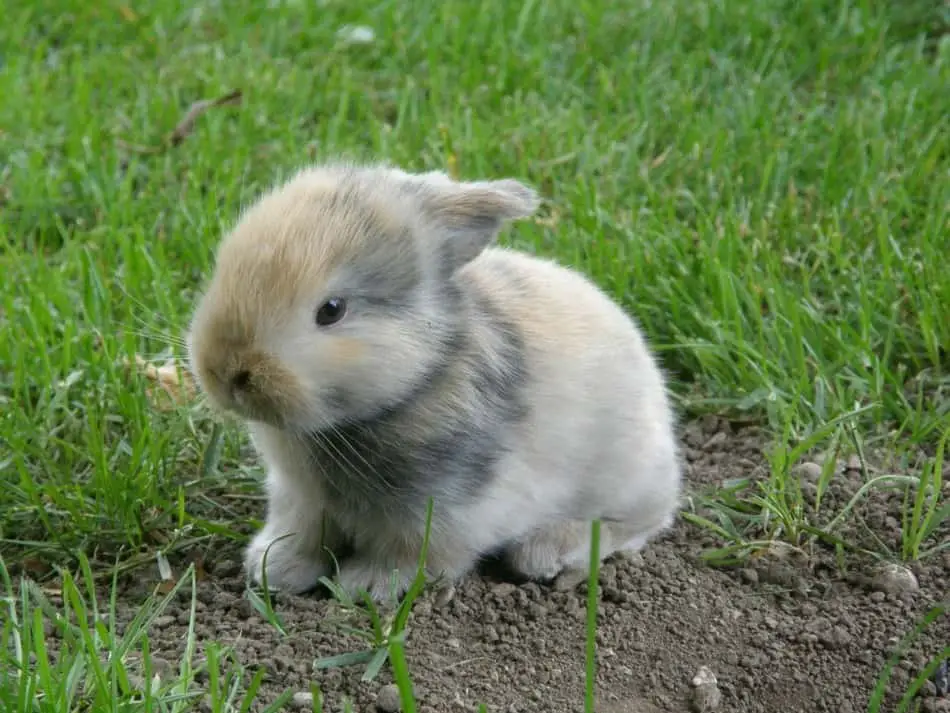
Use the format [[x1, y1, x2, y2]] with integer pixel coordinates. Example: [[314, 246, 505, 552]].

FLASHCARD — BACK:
[[303, 416, 404, 500]]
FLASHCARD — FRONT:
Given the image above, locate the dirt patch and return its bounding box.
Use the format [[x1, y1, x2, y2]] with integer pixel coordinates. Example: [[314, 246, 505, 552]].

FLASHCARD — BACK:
[[59, 422, 950, 711]]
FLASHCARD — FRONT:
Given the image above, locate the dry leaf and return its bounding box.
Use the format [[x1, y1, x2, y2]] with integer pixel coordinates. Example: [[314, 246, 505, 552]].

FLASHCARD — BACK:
[[168, 89, 243, 146], [533, 206, 561, 229], [155, 551, 177, 594], [115, 138, 162, 155], [21, 557, 53, 578], [157, 551, 173, 580], [191, 554, 209, 582], [143, 523, 171, 546], [650, 147, 671, 169], [116, 89, 242, 155], [124, 354, 197, 410]]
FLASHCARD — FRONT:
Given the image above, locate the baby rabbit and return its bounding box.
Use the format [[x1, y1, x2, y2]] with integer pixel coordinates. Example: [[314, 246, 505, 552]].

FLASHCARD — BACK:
[[187, 162, 682, 600]]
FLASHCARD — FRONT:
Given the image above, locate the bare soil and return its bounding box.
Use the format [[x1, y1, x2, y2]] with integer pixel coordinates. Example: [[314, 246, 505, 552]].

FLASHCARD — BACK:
[[62, 421, 950, 711]]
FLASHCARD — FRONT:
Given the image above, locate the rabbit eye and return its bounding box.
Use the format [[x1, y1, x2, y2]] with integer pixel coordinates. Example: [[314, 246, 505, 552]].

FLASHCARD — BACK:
[[316, 297, 347, 326]]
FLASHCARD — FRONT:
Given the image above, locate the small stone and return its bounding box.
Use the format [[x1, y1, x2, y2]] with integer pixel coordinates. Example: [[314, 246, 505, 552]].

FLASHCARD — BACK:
[[691, 666, 717, 687], [152, 615, 176, 628], [703, 431, 727, 449], [691, 684, 722, 712], [819, 625, 852, 649], [147, 656, 174, 679], [871, 563, 919, 595], [434, 583, 456, 608], [740, 568, 759, 585], [274, 654, 294, 673], [553, 568, 589, 592], [793, 461, 823, 481], [690, 667, 721, 712], [376, 683, 402, 712], [845, 454, 862, 471], [869, 591, 886, 602], [213, 559, 242, 577], [683, 421, 705, 448], [446, 637, 461, 650], [758, 561, 801, 589], [621, 551, 644, 567], [491, 582, 517, 597], [292, 692, 314, 709], [934, 660, 949, 696], [699, 414, 720, 435]]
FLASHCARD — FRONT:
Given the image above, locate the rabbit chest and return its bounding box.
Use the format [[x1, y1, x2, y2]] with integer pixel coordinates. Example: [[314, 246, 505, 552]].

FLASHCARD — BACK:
[[304, 313, 530, 534]]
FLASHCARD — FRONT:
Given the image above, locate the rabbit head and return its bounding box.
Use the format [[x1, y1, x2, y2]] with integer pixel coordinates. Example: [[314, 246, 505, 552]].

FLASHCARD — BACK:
[[186, 162, 539, 432]]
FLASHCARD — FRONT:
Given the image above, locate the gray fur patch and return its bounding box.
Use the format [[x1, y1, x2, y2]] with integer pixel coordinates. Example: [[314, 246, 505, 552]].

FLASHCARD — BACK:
[[347, 252, 421, 313], [304, 279, 528, 527], [333, 217, 422, 313]]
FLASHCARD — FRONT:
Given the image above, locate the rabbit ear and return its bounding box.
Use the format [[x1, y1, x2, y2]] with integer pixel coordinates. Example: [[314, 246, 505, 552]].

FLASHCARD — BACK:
[[406, 174, 540, 272]]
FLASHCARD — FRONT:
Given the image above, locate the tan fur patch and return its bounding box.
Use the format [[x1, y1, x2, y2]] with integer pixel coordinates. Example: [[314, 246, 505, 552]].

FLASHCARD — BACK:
[[327, 336, 366, 364]]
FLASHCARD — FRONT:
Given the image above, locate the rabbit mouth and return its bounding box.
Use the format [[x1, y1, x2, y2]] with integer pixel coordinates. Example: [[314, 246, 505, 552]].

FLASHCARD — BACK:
[[210, 386, 291, 428]]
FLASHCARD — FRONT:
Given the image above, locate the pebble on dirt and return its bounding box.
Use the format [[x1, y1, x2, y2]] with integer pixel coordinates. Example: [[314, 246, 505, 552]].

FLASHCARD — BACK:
[[871, 563, 919, 595], [376, 683, 402, 712], [291, 691, 314, 709], [792, 461, 823, 481], [553, 567, 590, 591], [690, 666, 722, 712], [740, 568, 759, 585], [434, 583, 456, 608], [934, 660, 949, 696]]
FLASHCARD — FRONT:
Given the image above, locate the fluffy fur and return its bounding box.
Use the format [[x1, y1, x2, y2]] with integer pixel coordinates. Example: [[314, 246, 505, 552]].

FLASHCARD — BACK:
[[187, 162, 682, 599]]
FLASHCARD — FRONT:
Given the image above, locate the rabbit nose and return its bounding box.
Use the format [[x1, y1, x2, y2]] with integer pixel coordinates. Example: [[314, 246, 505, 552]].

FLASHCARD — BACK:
[[230, 369, 252, 391]]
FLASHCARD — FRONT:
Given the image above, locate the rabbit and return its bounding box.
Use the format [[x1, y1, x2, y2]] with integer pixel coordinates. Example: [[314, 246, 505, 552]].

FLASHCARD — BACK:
[[186, 161, 682, 601]]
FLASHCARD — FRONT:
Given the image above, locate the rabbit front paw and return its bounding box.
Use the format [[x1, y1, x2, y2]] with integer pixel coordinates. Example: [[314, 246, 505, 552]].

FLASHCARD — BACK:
[[244, 528, 328, 594], [333, 559, 417, 603]]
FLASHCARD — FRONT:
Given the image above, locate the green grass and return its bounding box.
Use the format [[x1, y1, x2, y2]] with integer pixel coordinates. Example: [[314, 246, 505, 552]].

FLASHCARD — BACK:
[[0, 556, 295, 713], [683, 411, 950, 567], [2, 0, 948, 570], [1, 0, 949, 709]]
